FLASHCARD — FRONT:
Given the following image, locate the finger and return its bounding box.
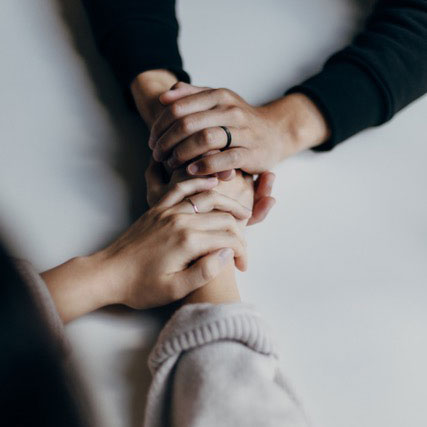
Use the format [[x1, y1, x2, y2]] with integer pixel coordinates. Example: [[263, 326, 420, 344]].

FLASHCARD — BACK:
[[247, 197, 276, 226], [157, 177, 218, 209], [176, 211, 242, 232], [195, 230, 247, 271], [148, 82, 209, 149], [187, 148, 248, 176], [153, 88, 220, 145], [173, 189, 251, 219], [153, 108, 245, 161], [176, 248, 234, 293], [155, 86, 237, 145], [216, 169, 236, 181], [159, 82, 209, 105], [166, 126, 242, 168], [254, 172, 275, 203]]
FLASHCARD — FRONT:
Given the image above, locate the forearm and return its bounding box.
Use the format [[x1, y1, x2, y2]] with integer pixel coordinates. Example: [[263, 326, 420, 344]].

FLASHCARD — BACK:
[[41, 254, 115, 324]]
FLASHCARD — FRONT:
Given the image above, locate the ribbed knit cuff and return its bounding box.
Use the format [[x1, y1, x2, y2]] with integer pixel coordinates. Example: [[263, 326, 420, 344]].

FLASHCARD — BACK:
[[288, 58, 387, 151], [99, 20, 191, 90], [149, 303, 277, 374]]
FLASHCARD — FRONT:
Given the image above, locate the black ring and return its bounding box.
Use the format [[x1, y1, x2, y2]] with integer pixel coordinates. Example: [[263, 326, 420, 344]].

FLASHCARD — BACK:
[[220, 126, 232, 149]]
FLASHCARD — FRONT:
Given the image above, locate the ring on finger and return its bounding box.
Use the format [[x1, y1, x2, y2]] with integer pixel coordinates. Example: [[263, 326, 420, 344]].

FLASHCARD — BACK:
[[185, 197, 199, 214], [220, 126, 232, 149]]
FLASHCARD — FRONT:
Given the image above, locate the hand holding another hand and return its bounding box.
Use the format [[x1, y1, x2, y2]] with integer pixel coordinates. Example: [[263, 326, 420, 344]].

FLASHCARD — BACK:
[[148, 82, 329, 176], [43, 177, 250, 322]]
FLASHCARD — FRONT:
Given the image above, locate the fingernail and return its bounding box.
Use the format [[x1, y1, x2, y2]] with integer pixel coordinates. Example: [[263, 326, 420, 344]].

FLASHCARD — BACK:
[[188, 163, 199, 175], [148, 136, 155, 149], [153, 150, 160, 161], [219, 248, 233, 264]]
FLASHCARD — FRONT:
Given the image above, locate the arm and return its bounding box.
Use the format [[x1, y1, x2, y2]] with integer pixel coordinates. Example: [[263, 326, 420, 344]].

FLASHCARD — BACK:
[[81, 0, 189, 93], [149, 1, 427, 175], [41, 177, 250, 323], [81, 0, 191, 127], [143, 172, 307, 426], [289, 0, 427, 150]]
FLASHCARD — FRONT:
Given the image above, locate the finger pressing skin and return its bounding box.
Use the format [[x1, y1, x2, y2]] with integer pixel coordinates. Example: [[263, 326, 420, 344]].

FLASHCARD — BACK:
[[166, 126, 242, 168], [153, 86, 238, 147], [198, 230, 247, 271], [247, 197, 276, 226], [187, 148, 248, 176], [254, 172, 276, 202], [174, 190, 252, 219], [157, 177, 218, 209], [178, 212, 242, 232], [158, 82, 208, 106], [216, 170, 236, 181], [151, 89, 223, 147], [153, 108, 245, 161], [177, 247, 234, 292]]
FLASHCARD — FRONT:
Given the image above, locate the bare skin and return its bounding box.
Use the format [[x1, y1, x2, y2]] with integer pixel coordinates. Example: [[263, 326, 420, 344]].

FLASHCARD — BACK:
[[42, 178, 250, 323]]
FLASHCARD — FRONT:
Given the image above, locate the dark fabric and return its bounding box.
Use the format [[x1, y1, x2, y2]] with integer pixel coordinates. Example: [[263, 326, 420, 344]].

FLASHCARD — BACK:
[[0, 243, 86, 427], [81, 0, 427, 148], [290, 0, 427, 149], [81, 0, 190, 88]]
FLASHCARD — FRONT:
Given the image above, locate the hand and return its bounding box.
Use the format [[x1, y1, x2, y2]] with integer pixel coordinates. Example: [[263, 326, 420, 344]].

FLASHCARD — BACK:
[[146, 158, 275, 226], [148, 82, 330, 176], [42, 177, 250, 322]]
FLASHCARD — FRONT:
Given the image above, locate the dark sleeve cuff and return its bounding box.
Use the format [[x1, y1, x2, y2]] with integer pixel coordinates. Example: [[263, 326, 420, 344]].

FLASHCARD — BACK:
[[287, 59, 387, 151], [99, 20, 191, 90]]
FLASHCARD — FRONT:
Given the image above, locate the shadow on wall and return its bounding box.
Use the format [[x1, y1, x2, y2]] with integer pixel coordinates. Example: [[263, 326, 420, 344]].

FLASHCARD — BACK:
[[52, 0, 152, 223]]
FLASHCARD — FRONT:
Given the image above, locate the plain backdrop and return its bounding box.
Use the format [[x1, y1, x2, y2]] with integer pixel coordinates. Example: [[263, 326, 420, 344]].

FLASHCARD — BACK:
[[1, 1, 426, 427]]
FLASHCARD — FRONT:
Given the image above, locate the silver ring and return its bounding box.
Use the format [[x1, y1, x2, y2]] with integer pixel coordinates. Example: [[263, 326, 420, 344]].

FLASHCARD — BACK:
[[185, 197, 199, 214]]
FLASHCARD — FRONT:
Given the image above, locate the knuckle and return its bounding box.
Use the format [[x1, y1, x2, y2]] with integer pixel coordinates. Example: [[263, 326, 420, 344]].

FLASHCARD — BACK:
[[179, 229, 195, 249], [229, 106, 244, 121], [200, 128, 215, 147], [179, 117, 193, 134], [169, 213, 185, 229], [173, 147, 185, 163], [217, 88, 233, 102], [169, 102, 182, 118]]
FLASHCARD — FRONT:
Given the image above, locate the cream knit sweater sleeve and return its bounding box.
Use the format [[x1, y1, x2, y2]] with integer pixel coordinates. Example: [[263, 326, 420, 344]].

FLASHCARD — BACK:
[[16, 260, 308, 427], [144, 303, 308, 427]]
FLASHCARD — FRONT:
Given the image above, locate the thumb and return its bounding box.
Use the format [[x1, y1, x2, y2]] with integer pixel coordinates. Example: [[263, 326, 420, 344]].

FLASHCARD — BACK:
[[177, 248, 234, 292], [159, 82, 207, 105]]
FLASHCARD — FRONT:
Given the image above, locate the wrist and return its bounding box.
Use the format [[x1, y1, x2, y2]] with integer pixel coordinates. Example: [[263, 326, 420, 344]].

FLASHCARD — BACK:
[[183, 264, 241, 305], [131, 69, 178, 128], [41, 253, 116, 323], [261, 93, 331, 159]]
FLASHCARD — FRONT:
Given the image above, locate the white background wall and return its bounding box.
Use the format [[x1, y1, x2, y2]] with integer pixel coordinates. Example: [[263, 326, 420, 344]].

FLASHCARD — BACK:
[[0, 1, 426, 426]]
